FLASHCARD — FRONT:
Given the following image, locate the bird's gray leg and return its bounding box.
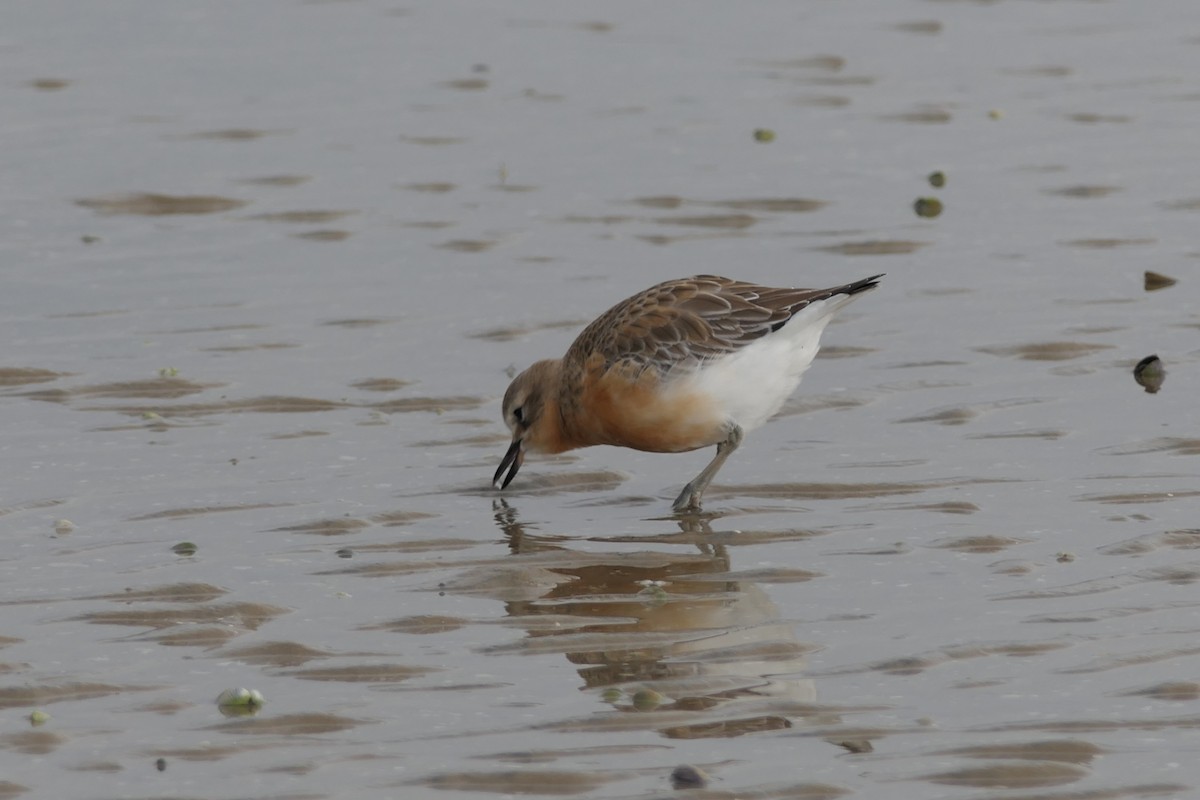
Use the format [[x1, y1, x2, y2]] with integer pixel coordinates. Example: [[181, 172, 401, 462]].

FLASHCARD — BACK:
[[672, 423, 744, 512]]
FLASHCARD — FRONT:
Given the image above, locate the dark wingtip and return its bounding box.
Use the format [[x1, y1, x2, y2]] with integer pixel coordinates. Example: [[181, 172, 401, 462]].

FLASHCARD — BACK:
[[841, 273, 884, 297]]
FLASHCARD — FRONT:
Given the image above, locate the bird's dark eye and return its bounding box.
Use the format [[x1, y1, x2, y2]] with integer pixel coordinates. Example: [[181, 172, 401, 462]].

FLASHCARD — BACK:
[[512, 406, 525, 426]]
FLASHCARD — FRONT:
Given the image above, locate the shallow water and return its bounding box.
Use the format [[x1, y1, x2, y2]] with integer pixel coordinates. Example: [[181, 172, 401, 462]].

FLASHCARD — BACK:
[[3, 1, 1199, 798]]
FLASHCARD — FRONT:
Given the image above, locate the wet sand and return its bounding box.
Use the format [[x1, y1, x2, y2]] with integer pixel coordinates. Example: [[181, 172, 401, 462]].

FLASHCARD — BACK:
[[3, 1, 1199, 797]]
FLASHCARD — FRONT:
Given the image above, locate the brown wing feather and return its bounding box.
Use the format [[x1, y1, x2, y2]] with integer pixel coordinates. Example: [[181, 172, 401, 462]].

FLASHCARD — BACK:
[[564, 274, 881, 377]]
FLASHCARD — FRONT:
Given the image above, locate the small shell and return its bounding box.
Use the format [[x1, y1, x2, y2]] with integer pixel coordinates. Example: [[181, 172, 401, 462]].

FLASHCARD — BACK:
[[670, 765, 709, 789], [1133, 354, 1166, 394]]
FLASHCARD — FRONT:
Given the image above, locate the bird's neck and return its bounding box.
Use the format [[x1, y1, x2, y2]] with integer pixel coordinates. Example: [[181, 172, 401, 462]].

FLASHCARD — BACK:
[[527, 360, 573, 454]]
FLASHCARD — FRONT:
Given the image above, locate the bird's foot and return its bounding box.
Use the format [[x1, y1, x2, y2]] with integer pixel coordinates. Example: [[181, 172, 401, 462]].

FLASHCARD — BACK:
[[672, 483, 703, 513]]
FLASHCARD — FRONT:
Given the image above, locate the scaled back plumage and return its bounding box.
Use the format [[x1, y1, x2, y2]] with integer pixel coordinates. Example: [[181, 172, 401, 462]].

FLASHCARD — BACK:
[[564, 274, 880, 378]]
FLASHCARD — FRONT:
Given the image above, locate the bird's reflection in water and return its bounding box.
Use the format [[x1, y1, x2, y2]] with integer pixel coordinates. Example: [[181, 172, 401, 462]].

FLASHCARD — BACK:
[[486, 500, 824, 739]]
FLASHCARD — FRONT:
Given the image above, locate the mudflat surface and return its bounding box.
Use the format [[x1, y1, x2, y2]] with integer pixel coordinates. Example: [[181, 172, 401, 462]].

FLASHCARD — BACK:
[[2, 1, 1198, 798]]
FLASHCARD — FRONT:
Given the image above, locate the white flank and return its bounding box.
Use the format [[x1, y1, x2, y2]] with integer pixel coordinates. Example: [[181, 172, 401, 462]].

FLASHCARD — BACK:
[[678, 292, 861, 432]]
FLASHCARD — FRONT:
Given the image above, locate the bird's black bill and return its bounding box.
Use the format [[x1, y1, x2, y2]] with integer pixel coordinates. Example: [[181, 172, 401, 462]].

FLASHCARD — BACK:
[[493, 438, 523, 490]]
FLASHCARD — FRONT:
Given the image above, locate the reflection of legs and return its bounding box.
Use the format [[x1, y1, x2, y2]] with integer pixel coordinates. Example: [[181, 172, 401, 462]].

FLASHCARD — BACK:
[[672, 424, 744, 513]]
